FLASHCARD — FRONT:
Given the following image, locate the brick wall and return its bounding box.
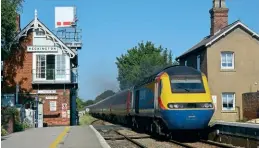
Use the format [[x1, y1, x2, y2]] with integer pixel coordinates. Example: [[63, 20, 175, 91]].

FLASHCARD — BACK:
[[36, 89, 71, 126], [3, 31, 33, 94], [242, 91, 259, 120]]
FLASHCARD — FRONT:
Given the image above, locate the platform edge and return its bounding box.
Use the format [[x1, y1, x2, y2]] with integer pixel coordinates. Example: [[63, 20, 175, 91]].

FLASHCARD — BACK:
[[89, 125, 111, 148]]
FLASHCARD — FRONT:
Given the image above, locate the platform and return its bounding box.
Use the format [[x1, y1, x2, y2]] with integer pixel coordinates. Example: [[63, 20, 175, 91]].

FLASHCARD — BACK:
[[1, 126, 110, 148], [1, 126, 66, 148], [61, 125, 110, 148]]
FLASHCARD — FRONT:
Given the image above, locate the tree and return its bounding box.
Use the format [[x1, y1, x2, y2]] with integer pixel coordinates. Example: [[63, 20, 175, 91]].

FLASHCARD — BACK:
[[84, 100, 94, 106], [116, 41, 177, 90], [94, 90, 115, 103], [1, 0, 24, 60], [76, 98, 95, 111], [76, 98, 84, 111]]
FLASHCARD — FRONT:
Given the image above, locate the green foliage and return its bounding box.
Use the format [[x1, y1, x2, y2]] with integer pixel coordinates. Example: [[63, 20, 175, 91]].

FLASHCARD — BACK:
[[1, 106, 26, 133], [14, 122, 24, 132], [94, 90, 115, 103], [1, 126, 8, 136], [84, 100, 94, 106], [116, 41, 178, 90], [76, 97, 84, 111], [79, 114, 96, 125], [76, 98, 95, 111], [1, 0, 24, 60]]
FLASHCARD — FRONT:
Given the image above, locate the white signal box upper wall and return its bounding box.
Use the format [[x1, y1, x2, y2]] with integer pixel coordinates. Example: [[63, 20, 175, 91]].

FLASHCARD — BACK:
[[55, 7, 75, 28]]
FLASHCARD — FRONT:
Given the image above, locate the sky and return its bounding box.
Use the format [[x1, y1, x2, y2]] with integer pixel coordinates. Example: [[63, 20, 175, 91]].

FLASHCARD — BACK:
[[19, 0, 259, 100]]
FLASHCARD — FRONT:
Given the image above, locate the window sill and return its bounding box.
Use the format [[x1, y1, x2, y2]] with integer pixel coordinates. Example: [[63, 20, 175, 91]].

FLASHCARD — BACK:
[[220, 69, 236, 72], [221, 110, 237, 113]]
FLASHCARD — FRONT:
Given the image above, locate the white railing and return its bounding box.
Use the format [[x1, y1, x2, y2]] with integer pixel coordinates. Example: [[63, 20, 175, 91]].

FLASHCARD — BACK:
[[32, 69, 78, 83]]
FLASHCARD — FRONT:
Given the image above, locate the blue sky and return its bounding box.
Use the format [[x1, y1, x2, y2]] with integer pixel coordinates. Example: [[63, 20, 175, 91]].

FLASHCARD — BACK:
[[19, 0, 259, 100]]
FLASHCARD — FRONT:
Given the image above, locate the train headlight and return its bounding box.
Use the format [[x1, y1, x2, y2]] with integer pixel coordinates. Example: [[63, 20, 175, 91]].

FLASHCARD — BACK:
[[168, 103, 184, 109], [202, 103, 213, 108], [168, 104, 174, 109]]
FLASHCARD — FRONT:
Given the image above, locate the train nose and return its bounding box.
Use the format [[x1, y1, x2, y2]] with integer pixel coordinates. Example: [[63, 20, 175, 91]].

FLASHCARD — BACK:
[[161, 109, 214, 130]]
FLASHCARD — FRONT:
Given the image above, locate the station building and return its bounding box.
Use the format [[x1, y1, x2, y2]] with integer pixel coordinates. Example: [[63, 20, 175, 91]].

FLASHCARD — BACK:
[[2, 10, 80, 126]]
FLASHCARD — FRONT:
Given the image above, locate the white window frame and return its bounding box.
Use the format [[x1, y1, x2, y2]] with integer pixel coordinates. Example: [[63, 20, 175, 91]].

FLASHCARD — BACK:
[[33, 53, 70, 82], [197, 55, 200, 71], [221, 52, 234, 70], [36, 54, 46, 80], [185, 60, 187, 66], [55, 54, 66, 80], [221, 92, 235, 111]]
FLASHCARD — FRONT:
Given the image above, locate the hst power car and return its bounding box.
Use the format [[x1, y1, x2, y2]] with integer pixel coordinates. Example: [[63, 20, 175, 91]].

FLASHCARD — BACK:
[[89, 66, 215, 135]]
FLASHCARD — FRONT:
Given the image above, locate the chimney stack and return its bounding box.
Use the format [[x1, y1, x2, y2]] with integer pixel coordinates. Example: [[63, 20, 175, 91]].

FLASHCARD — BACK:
[[16, 13, 21, 33], [210, 0, 229, 36]]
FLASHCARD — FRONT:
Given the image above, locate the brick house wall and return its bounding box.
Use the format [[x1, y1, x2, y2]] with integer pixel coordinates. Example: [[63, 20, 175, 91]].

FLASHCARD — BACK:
[[242, 91, 259, 120], [3, 31, 33, 95]]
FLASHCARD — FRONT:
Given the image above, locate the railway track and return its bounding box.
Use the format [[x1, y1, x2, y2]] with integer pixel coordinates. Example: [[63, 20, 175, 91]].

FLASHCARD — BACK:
[[91, 119, 240, 148]]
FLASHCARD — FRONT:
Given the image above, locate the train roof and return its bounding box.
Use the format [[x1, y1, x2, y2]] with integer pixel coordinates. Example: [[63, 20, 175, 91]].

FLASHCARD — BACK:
[[164, 66, 202, 76], [134, 65, 202, 88]]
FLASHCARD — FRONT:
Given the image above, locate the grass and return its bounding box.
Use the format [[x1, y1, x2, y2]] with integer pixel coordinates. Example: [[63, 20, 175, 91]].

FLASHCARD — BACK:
[[79, 113, 97, 125]]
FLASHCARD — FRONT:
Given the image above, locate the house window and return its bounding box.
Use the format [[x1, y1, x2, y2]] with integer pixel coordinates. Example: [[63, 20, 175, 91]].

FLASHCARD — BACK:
[[221, 52, 234, 69], [222, 93, 235, 111], [185, 60, 187, 66], [197, 55, 200, 71], [35, 54, 66, 80]]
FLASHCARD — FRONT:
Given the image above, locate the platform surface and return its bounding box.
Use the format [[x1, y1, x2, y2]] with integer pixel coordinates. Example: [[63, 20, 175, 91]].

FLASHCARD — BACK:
[[1, 126, 109, 148], [61, 126, 104, 148], [1, 126, 65, 148]]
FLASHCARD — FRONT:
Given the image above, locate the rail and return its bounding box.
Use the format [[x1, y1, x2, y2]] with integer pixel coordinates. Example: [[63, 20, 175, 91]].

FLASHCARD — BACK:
[[114, 130, 148, 148]]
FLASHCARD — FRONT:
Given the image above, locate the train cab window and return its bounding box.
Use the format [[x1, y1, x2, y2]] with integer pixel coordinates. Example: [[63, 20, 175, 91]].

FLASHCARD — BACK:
[[158, 81, 162, 96], [170, 76, 205, 93]]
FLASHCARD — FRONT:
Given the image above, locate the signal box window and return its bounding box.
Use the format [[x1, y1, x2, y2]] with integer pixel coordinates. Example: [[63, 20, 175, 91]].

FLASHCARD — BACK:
[[222, 93, 235, 111], [221, 52, 234, 69]]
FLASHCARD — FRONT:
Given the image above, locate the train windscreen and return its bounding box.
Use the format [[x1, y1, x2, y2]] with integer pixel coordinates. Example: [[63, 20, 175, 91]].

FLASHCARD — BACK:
[[170, 76, 205, 93]]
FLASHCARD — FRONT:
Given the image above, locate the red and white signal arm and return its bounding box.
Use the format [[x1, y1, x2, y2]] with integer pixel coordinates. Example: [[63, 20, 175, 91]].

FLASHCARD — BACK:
[[55, 7, 76, 28]]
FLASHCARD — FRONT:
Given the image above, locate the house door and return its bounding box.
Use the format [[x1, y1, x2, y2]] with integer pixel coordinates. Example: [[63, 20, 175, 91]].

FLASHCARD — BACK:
[[38, 103, 43, 128]]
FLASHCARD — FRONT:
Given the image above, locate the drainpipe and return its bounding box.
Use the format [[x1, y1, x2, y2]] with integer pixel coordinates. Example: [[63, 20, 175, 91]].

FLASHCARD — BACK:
[[236, 106, 240, 121]]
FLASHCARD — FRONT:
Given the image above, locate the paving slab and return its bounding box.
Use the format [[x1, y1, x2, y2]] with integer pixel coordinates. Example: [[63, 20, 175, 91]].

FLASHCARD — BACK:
[[1, 126, 66, 148], [61, 125, 110, 148]]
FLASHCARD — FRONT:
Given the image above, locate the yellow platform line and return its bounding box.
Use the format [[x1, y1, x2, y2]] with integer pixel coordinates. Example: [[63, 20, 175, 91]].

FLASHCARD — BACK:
[[49, 126, 70, 148]]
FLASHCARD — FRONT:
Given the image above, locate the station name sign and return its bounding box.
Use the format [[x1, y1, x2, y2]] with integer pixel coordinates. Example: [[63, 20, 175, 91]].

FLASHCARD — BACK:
[[27, 46, 58, 52]]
